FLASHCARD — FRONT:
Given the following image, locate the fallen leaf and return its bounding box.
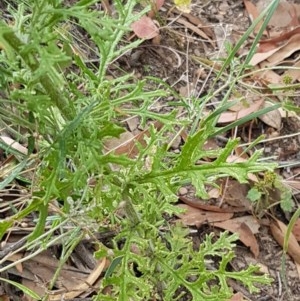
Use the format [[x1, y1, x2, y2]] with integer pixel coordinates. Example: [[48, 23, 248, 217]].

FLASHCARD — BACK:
[[266, 34, 300, 66], [218, 99, 264, 124], [104, 122, 163, 158], [221, 180, 252, 210], [254, 66, 283, 85], [49, 258, 106, 301], [258, 101, 282, 130], [258, 26, 300, 52], [131, 16, 159, 40], [250, 48, 279, 66], [270, 219, 300, 264], [179, 196, 249, 213], [104, 131, 136, 155], [292, 218, 300, 242], [176, 204, 233, 227], [231, 216, 260, 234], [243, 0, 264, 34], [214, 217, 260, 258], [229, 292, 245, 301], [256, 1, 300, 28]]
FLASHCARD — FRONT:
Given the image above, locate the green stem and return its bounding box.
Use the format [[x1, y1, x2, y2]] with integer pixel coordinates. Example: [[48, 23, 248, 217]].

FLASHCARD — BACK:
[[0, 21, 74, 121]]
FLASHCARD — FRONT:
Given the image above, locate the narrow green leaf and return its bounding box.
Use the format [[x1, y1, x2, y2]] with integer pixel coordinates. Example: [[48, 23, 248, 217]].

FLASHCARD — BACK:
[[29, 203, 48, 241], [0, 278, 40, 300]]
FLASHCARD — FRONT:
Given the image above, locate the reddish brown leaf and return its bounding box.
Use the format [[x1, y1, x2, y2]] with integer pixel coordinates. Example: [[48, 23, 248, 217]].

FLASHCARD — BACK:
[[258, 26, 300, 52], [176, 204, 233, 227], [266, 34, 300, 65], [131, 16, 159, 40]]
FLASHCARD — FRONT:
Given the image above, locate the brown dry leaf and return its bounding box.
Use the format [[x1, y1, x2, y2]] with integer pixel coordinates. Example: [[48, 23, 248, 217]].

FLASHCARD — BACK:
[[243, 0, 263, 34], [10, 251, 106, 300], [270, 218, 300, 264], [228, 292, 245, 301], [221, 180, 252, 210], [7, 253, 23, 273], [254, 65, 283, 84], [203, 138, 219, 152], [217, 99, 264, 124], [214, 217, 260, 258], [179, 196, 249, 213], [250, 48, 279, 66], [131, 16, 159, 40], [256, 1, 300, 28], [104, 122, 163, 158], [283, 180, 300, 196], [258, 26, 300, 52], [104, 131, 136, 155], [243, 0, 259, 22], [292, 218, 300, 242], [234, 145, 249, 160], [49, 259, 106, 301], [126, 116, 140, 132], [258, 100, 282, 130], [266, 34, 300, 66], [176, 204, 233, 227]]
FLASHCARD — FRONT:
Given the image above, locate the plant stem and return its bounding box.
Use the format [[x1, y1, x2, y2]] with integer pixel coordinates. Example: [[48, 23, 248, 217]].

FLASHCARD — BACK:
[[0, 21, 75, 122]]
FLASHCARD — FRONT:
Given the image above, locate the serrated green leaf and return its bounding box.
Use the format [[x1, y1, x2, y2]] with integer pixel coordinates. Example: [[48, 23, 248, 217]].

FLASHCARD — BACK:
[[247, 187, 262, 202]]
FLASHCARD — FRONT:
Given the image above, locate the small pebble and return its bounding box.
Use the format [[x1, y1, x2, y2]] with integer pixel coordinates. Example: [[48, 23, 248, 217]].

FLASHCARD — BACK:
[[179, 187, 188, 195]]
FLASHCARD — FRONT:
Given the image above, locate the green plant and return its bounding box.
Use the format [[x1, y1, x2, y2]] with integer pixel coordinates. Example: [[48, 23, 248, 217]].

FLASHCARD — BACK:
[[0, 0, 282, 300], [247, 171, 293, 216]]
